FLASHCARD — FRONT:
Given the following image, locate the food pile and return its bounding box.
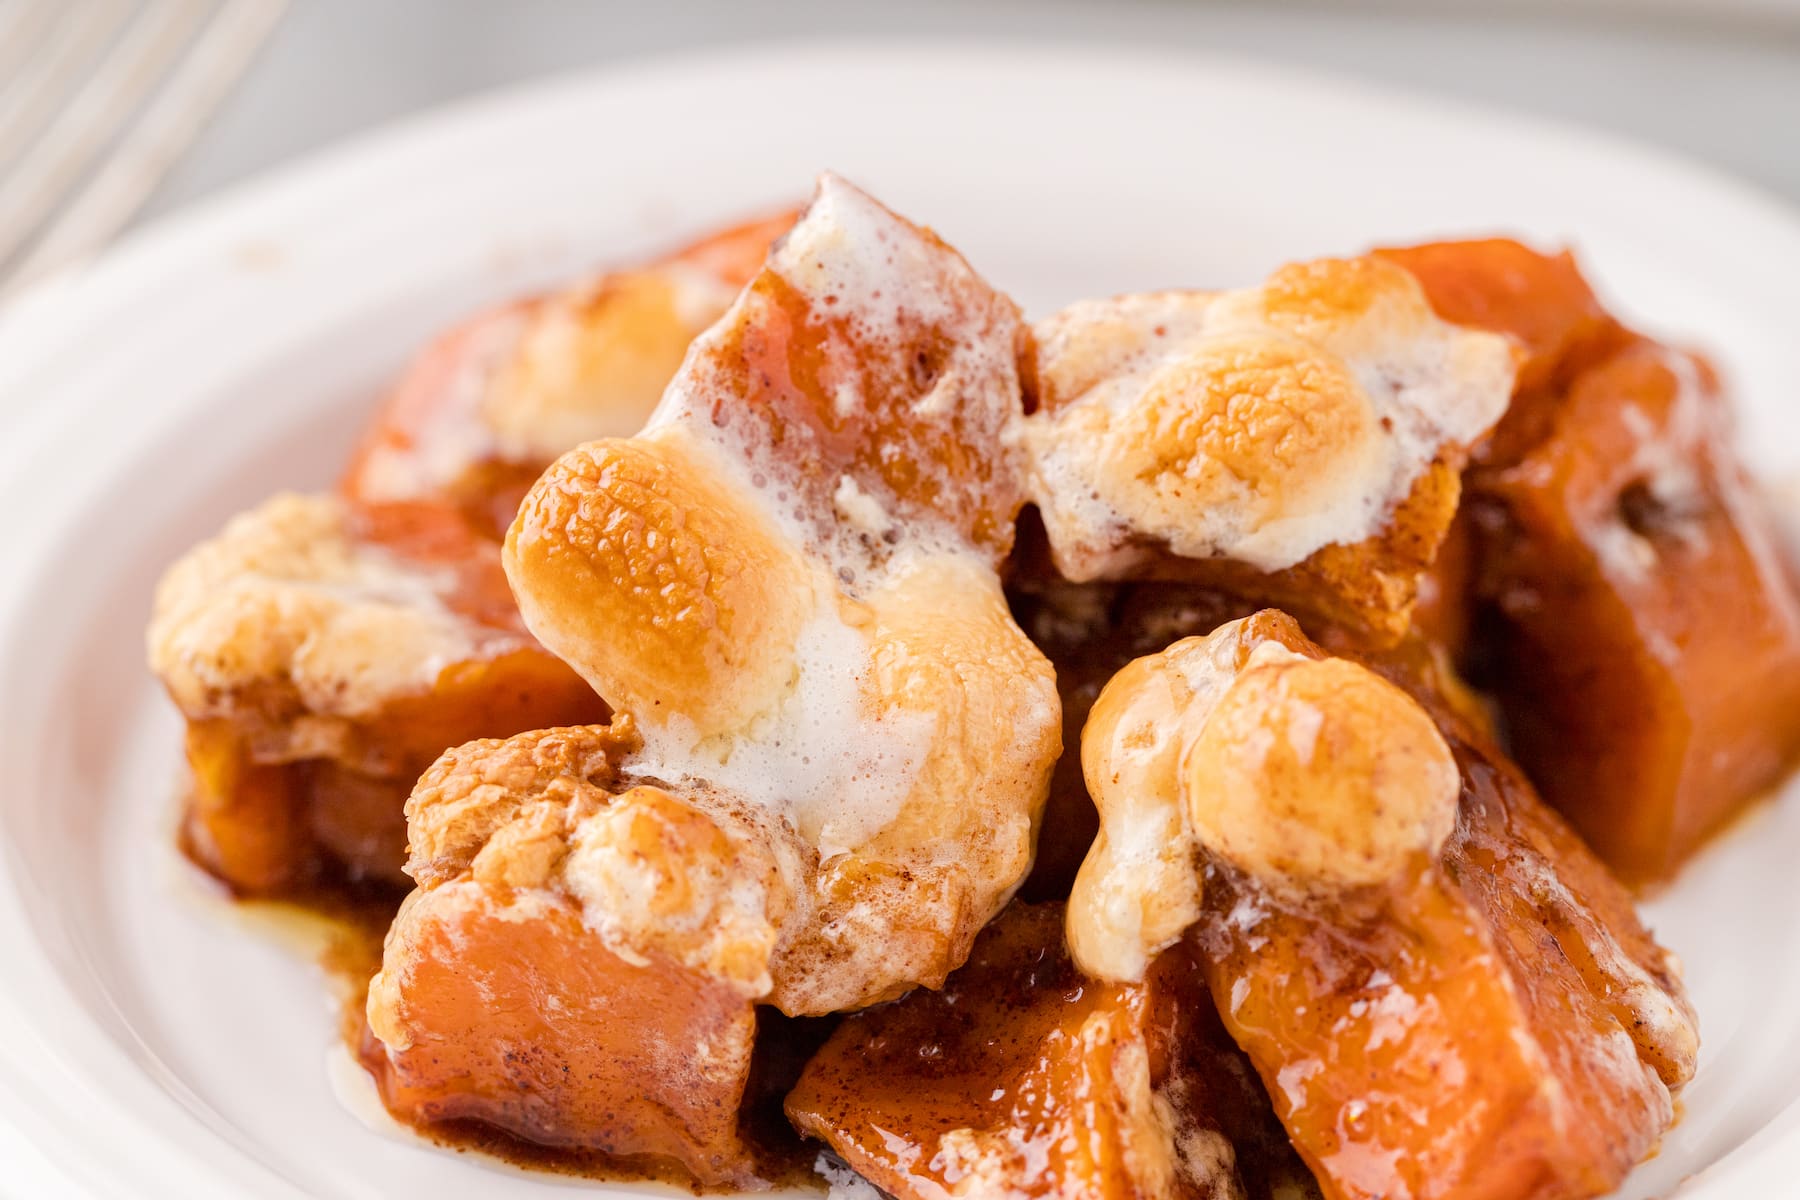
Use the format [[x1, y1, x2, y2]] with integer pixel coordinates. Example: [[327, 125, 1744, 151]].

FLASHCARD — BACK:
[[149, 176, 1800, 1200]]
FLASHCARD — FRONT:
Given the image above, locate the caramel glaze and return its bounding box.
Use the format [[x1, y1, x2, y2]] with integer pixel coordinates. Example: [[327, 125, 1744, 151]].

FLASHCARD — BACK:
[[788, 902, 1321, 1200], [1381, 238, 1800, 886], [1184, 616, 1694, 1200], [355, 1009, 830, 1192]]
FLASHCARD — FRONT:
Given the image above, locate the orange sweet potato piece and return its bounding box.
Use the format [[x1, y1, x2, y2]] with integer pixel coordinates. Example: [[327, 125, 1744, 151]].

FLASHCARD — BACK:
[[361, 722, 813, 1188], [787, 902, 1317, 1200], [1473, 339, 1800, 883], [1180, 619, 1697, 1200], [364, 884, 767, 1187], [1385, 238, 1800, 885], [160, 497, 607, 895], [1068, 610, 1696, 1200]]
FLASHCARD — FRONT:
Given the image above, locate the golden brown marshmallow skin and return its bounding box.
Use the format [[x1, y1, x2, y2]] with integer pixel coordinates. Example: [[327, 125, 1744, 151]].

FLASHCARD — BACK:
[[1183, 654, 1458, 892], [1071, 611, 1697, 1200], [340, 208, 799, 537], [363, 724, 792, 1187], [370, 175, 1059, 1186], [787, 902, 1321, 1200], [1382, 239, 1800, 886], [505, 431, 814, 741], [1020, 260, 1516, 646], [499, 174, 1057, 1019], [150, 494, 607, 894]]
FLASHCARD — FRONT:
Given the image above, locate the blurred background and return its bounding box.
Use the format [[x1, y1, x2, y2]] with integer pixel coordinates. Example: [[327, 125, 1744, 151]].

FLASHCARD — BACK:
[[2, 0, 1798, 300]]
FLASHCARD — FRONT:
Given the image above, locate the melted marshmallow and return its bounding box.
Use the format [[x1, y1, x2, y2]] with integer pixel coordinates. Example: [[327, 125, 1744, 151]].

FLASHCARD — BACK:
[[651, 174, 1024, 591], [1021, 265, 1515, 579], [1068, 618, 1461, 982], [147, 492, 491, 721], [500, 173, 1057, 1015], [629, 593, 934, 861]]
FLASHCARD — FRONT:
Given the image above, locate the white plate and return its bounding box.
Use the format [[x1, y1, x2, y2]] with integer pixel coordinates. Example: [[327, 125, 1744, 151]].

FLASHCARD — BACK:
[[3, 41, 1800, 1200]]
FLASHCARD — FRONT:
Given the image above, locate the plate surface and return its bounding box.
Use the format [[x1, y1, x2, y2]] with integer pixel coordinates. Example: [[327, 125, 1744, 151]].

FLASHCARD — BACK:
[[3, 41, 1800, 1200]]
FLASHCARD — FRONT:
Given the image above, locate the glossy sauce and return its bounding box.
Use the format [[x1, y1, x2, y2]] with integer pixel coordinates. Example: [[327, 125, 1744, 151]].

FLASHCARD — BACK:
[[788, 902, 1318, 1200], [1383, 238, 1800, 885], [1185, 619, 1696, 1200]]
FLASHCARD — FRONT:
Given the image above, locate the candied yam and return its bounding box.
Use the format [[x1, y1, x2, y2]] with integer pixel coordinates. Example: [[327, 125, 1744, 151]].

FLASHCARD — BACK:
[[365, 882, 766, 1187], [150, 493, 606, 893], [304, 762, 411, 883], [356, 645, 609, 774], [658, 175, 1028, 568], [1474, 339, 1800, 883], [1018, 264, 1514, 643], [786, 903, 1315, 1200], [1383, 237, 1800, 883], [181, 720, 307, 893], [341, 208, 798, 528], [364, 726, 799, 1183], [1375, 239, 1627, 466], [499, 174, 1057, 1018], [395, 727, 789, 992], [1193, 736, 1694, 1200], [1070, 612, 1696, 1200]]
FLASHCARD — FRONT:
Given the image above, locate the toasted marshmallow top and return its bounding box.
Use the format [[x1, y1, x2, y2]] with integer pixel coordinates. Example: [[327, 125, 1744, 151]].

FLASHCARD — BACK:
[[348, 213, 794, 506], [147, 493, 521, 722], [1068, 613, 1460, 982], [393, 724, 792, 999], [1184, 645, 1459, 888], [499, 174, 1058, 1014], [1021, 259, 1515, 579]]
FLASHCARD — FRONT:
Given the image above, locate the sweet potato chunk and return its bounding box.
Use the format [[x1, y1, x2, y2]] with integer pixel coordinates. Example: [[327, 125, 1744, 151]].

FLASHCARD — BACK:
[[1069, 612, 1697, 1200], [154, 495, 605, 893], [1192, 761, 1694, 1200], [1385, 239, 1800, 884], [362, 723, 797, 1185], [1474, 341, 1800, 882], [366, 882, 765, 1186], [787, 902, 1317, 1200]]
